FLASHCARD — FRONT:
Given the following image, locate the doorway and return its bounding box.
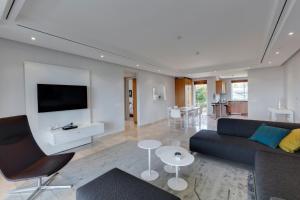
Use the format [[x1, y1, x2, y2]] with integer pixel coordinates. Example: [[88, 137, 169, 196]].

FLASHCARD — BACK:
[[124, 72, 138, 131], [194, 80, 208, 114]]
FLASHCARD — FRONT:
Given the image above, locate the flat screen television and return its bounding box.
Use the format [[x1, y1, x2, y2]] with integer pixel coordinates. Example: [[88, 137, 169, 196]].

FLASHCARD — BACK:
[[37, 84, 88, 113]]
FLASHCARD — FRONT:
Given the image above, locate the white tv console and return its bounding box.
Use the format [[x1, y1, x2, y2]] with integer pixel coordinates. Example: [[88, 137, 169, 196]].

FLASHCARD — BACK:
[[47, 122, 104, 146]]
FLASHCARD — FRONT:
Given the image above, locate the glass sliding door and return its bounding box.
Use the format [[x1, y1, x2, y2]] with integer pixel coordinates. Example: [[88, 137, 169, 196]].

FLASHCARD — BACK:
[[194, 80, 208, 114]]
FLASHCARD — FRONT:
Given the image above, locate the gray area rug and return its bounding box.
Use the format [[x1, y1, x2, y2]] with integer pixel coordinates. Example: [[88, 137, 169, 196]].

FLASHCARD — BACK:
[[62, 141, 256, 200]]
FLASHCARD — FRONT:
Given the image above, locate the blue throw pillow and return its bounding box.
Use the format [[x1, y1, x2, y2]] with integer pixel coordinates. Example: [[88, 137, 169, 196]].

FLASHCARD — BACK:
[[249, 124, 290, 149]]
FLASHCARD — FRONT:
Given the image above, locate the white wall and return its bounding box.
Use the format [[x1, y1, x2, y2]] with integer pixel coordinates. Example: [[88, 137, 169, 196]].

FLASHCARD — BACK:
[[206, 77, 216, 115], [0, 38, 125, 137], [137, 70, 175, 126], [284, 50, 300, 122], [248, 67, 285, 120]]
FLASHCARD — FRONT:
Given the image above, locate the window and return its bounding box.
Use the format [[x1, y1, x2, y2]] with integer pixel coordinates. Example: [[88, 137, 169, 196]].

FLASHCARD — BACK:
[[231, 80, 248, 101]]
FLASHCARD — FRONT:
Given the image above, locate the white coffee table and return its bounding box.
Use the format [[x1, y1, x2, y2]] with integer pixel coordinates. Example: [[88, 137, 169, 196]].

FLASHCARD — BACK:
[[155, 146, 186, 173], [138, 140, 161, 181], [159, 146, 194, 191]]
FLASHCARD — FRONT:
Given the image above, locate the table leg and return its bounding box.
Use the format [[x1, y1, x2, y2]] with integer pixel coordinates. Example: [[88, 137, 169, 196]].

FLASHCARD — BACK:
[[167, 166, 188, 191], [141, 149, 159, 181], [164, 165, 179, 173], [187, 111, 189, 128], [148, 149, 151, 176]]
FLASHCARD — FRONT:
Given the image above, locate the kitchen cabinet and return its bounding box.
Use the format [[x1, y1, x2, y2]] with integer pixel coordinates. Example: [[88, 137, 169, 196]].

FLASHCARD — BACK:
[[175, 77, 192, 107], [227, 101, 248, 115], [216, 80, 226, 94]]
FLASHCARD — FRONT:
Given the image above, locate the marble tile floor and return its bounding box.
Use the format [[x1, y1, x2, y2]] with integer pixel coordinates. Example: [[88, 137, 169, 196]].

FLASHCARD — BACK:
[[0, 115, 243, 200]]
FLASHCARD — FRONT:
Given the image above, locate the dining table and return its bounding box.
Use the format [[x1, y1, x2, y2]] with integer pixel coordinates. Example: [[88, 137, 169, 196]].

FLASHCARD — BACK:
[[179, 106, 201, 127]]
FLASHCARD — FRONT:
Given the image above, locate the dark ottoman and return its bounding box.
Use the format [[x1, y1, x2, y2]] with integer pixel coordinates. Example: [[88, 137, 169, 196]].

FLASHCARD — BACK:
[[77, 168, 180, 200]]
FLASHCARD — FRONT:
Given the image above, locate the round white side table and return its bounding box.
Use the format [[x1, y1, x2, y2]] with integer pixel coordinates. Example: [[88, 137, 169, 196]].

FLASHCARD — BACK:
[[138, 140, 161, 181], [160, 147, 194, 191], [155, 146, 186, 173]]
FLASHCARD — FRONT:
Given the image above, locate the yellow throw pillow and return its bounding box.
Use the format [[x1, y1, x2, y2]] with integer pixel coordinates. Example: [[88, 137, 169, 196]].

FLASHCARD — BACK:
[[279, 129, 300, 153]]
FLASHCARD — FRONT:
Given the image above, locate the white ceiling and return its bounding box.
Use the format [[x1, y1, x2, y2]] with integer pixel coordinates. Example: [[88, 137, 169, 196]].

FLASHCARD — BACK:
[[0, 0, 299, 77]]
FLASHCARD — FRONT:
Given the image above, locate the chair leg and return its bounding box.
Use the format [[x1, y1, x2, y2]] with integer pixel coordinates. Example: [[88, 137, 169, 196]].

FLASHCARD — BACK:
[[41, 185, 72, 190], [27, 186, 42, 200], [8, 173, 72, 200], [9, 187, 38, 194]]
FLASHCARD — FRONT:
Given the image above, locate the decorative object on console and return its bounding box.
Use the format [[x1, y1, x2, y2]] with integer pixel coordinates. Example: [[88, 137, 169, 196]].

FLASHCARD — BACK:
[[174, 152, 183, 161], [62, 122, 78, 130], [268, 107, 294, 123]]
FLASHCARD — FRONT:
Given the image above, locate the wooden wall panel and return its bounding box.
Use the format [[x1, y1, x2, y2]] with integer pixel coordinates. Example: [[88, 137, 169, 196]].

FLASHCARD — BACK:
[[216, 80, 226, 94], [175, 77, 192, 107], [175, 78, 185, 107]]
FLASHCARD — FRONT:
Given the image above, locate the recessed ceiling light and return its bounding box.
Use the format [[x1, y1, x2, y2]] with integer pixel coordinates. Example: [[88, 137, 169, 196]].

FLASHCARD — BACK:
[[275, 51, 280, 55], [100, 55, 104, 58], [214, 70, 217, 73], [196, 51, 200, 55], [288, 32, 294, 36], [136, 64, 139, 67], [31, 37, 36, 41], [177, 35, 182, 40], [158, 69, 161, 72], [268, 61, 272, 64]]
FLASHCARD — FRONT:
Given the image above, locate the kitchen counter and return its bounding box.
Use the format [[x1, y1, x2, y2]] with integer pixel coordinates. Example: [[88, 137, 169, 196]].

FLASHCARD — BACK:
[[227, 101, 248, 115], [227, 100, 248, 102], [212, 103, 227, 119], [211, 102, 227, 104]]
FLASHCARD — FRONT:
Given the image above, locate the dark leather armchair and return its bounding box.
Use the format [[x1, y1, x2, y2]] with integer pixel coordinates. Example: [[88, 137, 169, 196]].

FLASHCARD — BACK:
[[0, 115, 75, 200]]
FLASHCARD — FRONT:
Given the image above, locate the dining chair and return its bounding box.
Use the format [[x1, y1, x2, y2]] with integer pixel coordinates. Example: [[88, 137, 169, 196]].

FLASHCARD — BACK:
[[169, 109, 184, 128], [167, 106, 172, 126]]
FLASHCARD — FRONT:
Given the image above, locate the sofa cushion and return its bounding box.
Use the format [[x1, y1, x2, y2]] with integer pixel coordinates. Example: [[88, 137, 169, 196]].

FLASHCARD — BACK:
[[249, 125, 290, 149], [217, 118, 300, 138], [190, 130, 283, 165], [255, 151, 300, 200], [279, 129, 300, 153]]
